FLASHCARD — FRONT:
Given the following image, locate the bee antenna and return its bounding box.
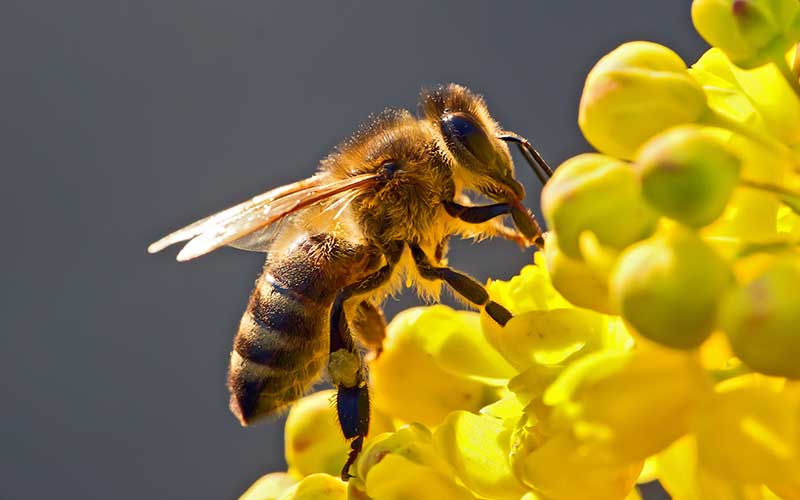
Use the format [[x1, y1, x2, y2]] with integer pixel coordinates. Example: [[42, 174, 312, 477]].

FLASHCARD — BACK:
[[497, 132, 554, 186]]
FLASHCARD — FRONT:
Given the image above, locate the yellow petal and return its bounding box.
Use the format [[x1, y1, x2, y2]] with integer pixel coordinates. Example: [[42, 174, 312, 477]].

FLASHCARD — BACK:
[[364, 454, 477, 500], [695, 382, 800, 483], [516, 430, 642, 500], [433, 411, 527, 500], [545, 347, 707, 466], [275, 474, 345, 500], [239, 472, 297, 500], [656, 435, 766, 500], [370, 308, 493, 426]]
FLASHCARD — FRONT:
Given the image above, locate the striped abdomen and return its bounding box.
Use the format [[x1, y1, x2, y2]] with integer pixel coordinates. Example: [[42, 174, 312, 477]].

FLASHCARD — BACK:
[[227, 234, 368, 425]]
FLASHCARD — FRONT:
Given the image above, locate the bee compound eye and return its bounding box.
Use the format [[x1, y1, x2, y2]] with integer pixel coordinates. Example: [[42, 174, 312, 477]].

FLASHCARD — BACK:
[[441, 112, 494, 164], [379, 160, 400, 181]]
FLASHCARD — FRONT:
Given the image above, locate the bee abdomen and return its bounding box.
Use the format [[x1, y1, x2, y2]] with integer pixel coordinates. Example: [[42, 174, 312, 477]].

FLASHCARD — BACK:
[[228, 272, 329, 425]]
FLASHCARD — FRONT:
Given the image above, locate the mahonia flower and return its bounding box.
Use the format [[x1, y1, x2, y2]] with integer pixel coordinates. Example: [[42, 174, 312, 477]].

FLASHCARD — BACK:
[[239, 3, 800, 498]]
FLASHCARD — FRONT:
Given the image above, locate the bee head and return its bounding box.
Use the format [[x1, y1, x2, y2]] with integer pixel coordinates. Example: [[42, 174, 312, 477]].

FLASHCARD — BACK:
[[421, 84, 524, 202]]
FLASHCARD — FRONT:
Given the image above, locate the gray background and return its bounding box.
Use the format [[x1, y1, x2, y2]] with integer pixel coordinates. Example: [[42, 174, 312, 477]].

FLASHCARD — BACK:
[[1, 2, 704, 499]]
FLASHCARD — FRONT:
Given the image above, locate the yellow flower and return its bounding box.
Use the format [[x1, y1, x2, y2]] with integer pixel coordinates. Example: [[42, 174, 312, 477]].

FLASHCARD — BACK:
[[369, 306, 513, 427], [512, 425, 643, 500], [433, 411, 527, 500], [351, 424, 476, 500], [692, 0, 800, 69], [694, 376, 800, 483], [544, 346, 709, 466]]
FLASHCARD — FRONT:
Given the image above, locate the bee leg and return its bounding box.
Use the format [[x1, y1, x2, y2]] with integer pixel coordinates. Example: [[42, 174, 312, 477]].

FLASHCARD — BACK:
[[329, 242, 403, 480], [444, 200, 544, 248], [351, 300, 387, 360], [444, 200, 514, 223], [337, 377, 369, 481], [409, 243, 513, 326]]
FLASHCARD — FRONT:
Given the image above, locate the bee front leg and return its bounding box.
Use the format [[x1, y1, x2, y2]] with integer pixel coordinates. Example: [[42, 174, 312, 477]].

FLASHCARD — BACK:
[[328, 242, 403, 480], [410, 243, 513, 326], [444, 200, 544, 248]]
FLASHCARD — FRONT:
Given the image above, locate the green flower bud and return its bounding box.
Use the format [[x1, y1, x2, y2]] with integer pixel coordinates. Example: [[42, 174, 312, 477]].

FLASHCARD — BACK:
[[542, 154, 658, 259], [720, 258, 800, 378], [635, 125, 742, 227], [579, 41, 708, 159], [692, 0, 800, 69], [611, 225, 734, 349]]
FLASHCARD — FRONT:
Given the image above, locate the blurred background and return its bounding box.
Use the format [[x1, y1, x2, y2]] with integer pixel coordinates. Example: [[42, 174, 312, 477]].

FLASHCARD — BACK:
[[1, 1, 706, 498]]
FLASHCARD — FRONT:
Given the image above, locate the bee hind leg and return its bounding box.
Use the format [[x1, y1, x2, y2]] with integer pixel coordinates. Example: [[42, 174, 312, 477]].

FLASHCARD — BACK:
[[410, 243, 513, 326], [328, 242, 403, 480], [336, 383, 369, 481]]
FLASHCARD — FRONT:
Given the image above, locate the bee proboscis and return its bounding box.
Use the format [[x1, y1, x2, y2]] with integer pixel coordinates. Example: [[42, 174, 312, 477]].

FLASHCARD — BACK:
[[148, 84, 552, 479]]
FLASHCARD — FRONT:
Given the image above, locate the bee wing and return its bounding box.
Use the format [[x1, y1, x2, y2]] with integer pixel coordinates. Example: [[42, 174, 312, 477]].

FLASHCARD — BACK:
[[148, 173, 380, 261]]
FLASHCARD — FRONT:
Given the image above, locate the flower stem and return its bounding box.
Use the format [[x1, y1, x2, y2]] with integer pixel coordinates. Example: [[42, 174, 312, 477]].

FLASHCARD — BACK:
[[703, 109, 800, 171], [773, 54, 800, 102], [739, 178, 799, 199]]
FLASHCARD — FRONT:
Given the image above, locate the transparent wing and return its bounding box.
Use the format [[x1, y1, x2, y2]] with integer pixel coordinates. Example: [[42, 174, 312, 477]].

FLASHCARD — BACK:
[[147, 173, 379, 261]]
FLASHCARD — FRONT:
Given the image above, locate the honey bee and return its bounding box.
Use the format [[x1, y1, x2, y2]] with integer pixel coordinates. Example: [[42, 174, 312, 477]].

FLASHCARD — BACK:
[[148, 84, 552, 480]]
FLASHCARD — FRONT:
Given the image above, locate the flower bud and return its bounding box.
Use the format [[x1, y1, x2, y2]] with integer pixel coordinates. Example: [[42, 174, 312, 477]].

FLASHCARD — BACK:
[[579, 42, 708, 159], [542, 154, 658, 259], [635, 125, 742, 227], [543, 233, 615, 314], [611, 226, 734, 348], [239, 473, 296, 500], [692, 0, 800, 69], [284, 390, 348, 478], [719, 258, 800, 378]]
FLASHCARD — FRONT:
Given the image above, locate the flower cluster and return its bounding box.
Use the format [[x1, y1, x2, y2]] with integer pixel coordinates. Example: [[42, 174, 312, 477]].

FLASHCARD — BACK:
[[239, 2, 800, 498]]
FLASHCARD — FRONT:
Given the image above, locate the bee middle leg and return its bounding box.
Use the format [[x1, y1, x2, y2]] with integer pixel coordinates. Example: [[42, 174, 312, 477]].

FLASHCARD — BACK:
[[328, 242, 403, 480], [350, 299, 387, 359], [409, 243, 513, 326]]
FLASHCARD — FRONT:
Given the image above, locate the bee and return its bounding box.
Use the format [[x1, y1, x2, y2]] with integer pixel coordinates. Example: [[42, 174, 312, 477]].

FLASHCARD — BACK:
[[148, 84, 553, 480]]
